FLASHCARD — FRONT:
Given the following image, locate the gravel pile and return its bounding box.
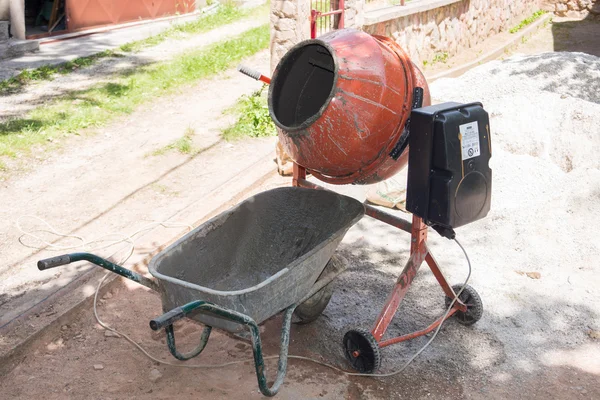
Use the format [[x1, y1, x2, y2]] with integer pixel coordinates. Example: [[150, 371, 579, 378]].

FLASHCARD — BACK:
[[422, 51, 600, 372]]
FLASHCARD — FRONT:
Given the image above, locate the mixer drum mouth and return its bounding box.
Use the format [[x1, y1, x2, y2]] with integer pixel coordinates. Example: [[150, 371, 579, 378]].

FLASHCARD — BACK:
[[268, 29, 430, 185], [269, 43, 337, 131]]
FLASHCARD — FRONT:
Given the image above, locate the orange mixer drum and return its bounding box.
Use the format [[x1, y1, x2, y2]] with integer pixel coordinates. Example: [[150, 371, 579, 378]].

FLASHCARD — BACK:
[[268, 29, 431, 185]]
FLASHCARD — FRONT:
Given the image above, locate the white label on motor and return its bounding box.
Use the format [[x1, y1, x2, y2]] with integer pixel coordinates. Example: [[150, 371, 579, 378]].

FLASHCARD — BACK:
[[460, 121, 481, 160]]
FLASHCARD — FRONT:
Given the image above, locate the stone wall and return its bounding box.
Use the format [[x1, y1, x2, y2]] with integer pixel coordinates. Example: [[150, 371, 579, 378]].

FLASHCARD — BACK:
[[270, 0, 311, 72], [269, 0, 548, 71], [363, 0, 540, 66], [541, 0, 598, 17], [0, 0, 9, 21], [344, 0, 364, 29], [270, 0, 363, 72]]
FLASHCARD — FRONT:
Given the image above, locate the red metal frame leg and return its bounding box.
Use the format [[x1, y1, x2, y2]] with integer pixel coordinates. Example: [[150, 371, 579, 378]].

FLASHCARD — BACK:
[[371, 216, 429, 341], [292, 163, 306, 187], [371, 251, 427, 341], [425, 251, 467, 312], [291, 168, 466, 347], [378, 308, 458, 348]]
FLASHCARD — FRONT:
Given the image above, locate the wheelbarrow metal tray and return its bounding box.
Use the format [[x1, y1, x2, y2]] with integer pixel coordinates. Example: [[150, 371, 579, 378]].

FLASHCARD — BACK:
[[149, 187, 365, 332]]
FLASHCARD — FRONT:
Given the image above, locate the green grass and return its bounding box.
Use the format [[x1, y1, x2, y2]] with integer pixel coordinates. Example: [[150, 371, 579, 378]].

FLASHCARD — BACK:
[[222, 86, 276, 141], [153, 127, 196, 155], [509, 10, 547, 34], [0, 24, 270, 162], [0, 3, 268, 95], [0, 50, 121, 94], [422, 51, 449, 67], [119, 3, 266, 53]]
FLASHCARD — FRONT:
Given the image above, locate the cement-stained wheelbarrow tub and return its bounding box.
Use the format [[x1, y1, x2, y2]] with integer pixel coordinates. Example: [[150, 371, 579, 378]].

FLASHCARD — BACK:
[[38, 187, 365, 396]]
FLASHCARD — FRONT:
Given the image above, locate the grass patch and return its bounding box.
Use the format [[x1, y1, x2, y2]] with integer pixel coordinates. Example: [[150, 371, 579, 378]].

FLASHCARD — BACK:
[[153, 127, 196, 156], [222, 86, 276, 141], [120, 3, 267, 53], [510, 10, 547, 34], [0, 3, 269, 95], [0, 50, 121, 94], [0, 24, 270, 163], [422, 52, 449, 67]]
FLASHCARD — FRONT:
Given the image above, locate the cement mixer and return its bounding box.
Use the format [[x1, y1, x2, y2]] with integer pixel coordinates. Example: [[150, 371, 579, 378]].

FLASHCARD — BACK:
[[268, 29, 431, 185], [260, 28, 492, 376]]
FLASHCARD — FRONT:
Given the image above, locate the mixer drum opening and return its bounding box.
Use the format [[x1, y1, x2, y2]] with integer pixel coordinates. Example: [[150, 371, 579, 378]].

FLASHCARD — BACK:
[[270, 44, 336, 129]]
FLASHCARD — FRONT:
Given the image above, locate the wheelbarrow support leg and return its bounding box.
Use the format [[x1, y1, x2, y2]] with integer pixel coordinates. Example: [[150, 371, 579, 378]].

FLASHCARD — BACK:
[[165, 325, 212, 361], [248, 306, 295, 397], [150, 301, 296, 397]]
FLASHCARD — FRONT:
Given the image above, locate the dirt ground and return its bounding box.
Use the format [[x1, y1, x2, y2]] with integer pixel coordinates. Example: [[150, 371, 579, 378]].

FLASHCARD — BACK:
[[0, 49, 271, 329], [1, 13, 600, 400], [1, 175, 598, 399], [0, 16, 267, 121]]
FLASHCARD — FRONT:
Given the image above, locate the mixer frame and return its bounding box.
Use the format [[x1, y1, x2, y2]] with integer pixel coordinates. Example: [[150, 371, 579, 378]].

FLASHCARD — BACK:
[[292, 163, 476, 372]]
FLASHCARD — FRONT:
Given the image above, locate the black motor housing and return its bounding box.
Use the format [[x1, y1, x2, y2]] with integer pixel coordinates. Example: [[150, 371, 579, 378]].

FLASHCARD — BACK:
[[406, 102, 492, 230]]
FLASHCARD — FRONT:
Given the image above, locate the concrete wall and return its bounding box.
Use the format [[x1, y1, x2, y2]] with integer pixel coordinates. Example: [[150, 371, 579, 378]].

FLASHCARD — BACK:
[[0, 0, 9, 20], [363, 0, 540, 66], [541, 0, 598, 16]]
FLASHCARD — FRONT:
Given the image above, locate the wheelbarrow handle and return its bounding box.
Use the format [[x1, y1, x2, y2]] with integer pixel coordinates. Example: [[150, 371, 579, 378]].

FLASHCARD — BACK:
[[37, 252, 159, 291], [149, 307, 186, 331], [38, 255, 72, 270]]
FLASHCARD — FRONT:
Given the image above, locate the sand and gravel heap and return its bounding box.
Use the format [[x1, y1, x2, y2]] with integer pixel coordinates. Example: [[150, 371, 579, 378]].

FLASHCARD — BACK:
[[427, 51, 599, 361]]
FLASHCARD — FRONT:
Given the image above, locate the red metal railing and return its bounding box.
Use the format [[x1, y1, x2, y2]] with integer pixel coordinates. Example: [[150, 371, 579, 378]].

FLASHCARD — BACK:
[[310, 0, 345, 39]]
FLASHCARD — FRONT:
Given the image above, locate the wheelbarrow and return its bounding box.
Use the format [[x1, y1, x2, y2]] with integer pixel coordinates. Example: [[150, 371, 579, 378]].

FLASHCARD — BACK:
[[37, 187, 365, 396]]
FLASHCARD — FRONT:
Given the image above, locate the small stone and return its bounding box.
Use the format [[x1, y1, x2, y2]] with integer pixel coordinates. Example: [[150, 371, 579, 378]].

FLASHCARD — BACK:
[[46, 338, 64, 351], [61, 325, 69, 331], [587, 330, 600, 339], [525, 272, 541, 279], [93, 364, 104, 370], [104, 330, 121, 338], [148, 368, 163, 383], [102, 292, 113, 300], [515, 271, 541, 279]]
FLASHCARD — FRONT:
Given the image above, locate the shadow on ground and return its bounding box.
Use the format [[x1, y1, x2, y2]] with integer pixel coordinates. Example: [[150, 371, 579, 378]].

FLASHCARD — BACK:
[[552, 13, 600, 57], [1, 210, 599, 399], [273, 218, 600, 398], [0, 52, 158, 117]]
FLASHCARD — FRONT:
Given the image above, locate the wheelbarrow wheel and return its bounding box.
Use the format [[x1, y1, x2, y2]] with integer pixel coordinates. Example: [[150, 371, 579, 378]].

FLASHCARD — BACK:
[[343, 328, 381, 373], [293, 255, 345, 324], [293, 283, 334, 324], [445, 284, 483, 326]]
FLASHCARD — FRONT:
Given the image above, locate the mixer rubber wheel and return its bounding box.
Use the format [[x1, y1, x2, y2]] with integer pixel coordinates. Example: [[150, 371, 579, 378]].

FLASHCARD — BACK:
[[294, 255, 344, 324], [445, 284, 483, 326], [343, 328, 381, 373]]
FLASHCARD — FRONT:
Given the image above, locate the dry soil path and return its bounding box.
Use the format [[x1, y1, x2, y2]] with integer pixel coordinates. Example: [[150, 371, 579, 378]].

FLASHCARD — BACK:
[[0, 49, 272, 331], [0, 16, 267, 121]]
